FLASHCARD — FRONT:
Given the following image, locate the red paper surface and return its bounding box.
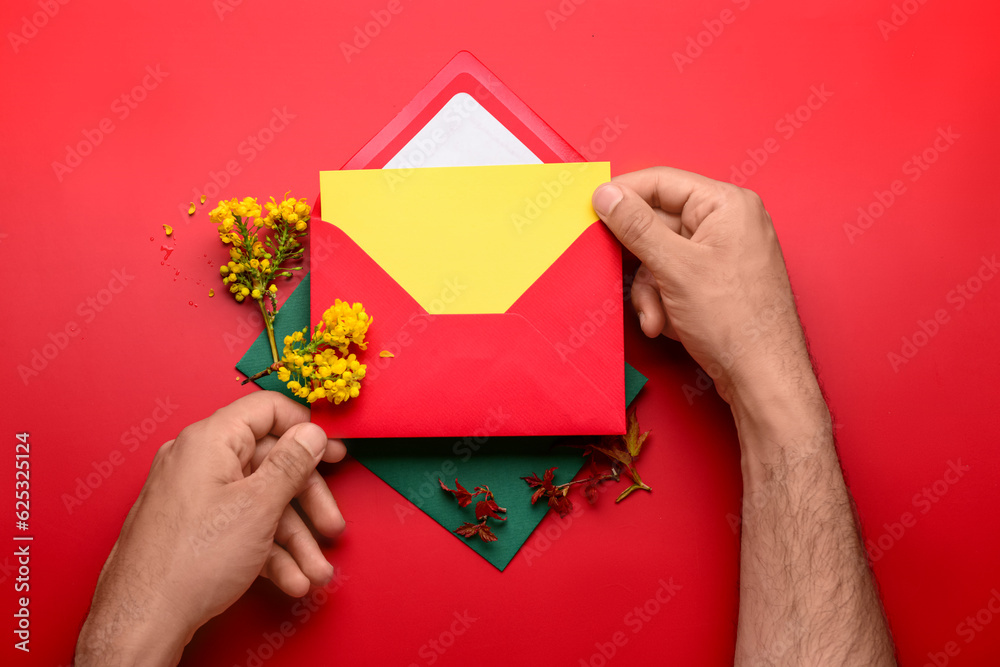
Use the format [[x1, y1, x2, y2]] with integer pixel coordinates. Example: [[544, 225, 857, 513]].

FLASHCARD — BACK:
[[2, 1, 999, 666]]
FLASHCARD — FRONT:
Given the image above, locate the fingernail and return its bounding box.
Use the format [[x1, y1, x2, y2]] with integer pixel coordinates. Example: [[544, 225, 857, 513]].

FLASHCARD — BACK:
[[638, 311, 646, 329], [294, 423, 327, 457], [593, 183, 623, 217]]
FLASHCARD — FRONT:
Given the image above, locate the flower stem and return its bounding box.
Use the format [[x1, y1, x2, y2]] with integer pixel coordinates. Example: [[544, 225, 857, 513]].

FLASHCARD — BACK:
[[242, 361, 282, 385], [260, 301, 279, 363], [555, 472, 619, 493]]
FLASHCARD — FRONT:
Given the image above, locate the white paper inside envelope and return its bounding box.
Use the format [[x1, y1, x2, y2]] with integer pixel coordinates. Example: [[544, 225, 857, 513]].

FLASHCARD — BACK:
[[382, 92, 542, 169]]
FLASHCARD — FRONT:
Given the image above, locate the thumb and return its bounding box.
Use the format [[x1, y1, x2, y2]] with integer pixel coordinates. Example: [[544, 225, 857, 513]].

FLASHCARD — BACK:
[[592, 182, 680, 277], [249, 422, 327, 514]]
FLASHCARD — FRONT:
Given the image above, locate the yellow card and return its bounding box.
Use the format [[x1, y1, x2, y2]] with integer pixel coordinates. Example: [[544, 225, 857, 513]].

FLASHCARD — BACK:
[[319, 162, 611, 314]]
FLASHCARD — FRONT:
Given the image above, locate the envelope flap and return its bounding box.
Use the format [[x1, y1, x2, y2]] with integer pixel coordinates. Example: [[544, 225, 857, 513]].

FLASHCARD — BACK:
[[509, 220, 625, 433], [310, 216, 426, 334], [343, 51, 585, 171]]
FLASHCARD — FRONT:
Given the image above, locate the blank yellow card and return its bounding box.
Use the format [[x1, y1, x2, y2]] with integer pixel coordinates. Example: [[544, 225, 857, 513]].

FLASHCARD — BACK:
[[319, 162, 610, 314]]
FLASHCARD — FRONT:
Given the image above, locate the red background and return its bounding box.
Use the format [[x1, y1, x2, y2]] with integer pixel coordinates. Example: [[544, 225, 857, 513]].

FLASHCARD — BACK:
[[2, 1, 998, 665]]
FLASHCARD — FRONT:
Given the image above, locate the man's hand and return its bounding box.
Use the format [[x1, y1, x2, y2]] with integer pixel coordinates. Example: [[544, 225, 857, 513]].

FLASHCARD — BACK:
[[594, 168, 896, 666], [76, 391, 347, 667], [593, 167, 811, 408]]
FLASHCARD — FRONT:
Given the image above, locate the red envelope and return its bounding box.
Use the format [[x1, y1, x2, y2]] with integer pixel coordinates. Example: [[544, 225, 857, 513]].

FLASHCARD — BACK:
[[310, 52, 624, 438]]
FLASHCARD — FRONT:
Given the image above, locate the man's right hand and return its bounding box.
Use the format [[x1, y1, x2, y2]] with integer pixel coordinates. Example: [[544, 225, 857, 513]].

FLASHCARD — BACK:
[[592, 167, 813, 408], [595, 168, 896, 666]]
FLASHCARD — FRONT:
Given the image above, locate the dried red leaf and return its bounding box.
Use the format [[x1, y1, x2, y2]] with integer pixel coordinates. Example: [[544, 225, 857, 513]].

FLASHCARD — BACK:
[[521, 467, 557, 489], [548, 492, 574, 518], [585, 475, 611, 505], [454, 522, 480, 538], [454, 521, 499, 543], [586, 453, 603, 477], [446, 483, 505, 542], [523, 467, 576, 516], [439, 478, 474, 508], [521, 472, 544, 488], [524, 411, 652, 514], [475, 498, 507, 522], [477, 524, 498, 542], [523, 467, 562, 508]]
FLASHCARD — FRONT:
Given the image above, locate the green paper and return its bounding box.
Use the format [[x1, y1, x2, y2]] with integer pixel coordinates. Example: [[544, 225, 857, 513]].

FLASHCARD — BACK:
[[347, 436, 582, 570], [237, 274, 648, 570], [235, 274, 313, 406], [349, 365, 646, 571], [625, 360, 647, 406]]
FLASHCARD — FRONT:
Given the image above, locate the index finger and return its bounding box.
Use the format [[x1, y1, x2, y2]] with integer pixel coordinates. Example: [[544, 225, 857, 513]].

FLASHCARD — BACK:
[[611, 166, 719, 213], [217, 390, 311, 438], [205, 391, 313, 466], [612, 166, 734, 236]]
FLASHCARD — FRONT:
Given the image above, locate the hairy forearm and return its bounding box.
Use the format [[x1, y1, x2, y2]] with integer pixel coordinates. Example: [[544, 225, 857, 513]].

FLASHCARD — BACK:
[[731, 374, 895, 666], [76, 609, 185, 667], [76, 550, 189, 667]]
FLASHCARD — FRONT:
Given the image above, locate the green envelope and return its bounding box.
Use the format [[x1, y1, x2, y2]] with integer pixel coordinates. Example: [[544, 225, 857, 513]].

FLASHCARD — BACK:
[[237, 276, 647, 570]]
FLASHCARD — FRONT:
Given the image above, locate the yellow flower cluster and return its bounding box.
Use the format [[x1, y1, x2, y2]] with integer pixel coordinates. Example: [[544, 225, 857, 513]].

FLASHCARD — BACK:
[[279, 303, 370, 405], [263, 194, 311, 233], [210, 192, 312, 367], [210, 194, 310, 310], [318, 299, 371, 353], [211, 197, 262, 244]]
